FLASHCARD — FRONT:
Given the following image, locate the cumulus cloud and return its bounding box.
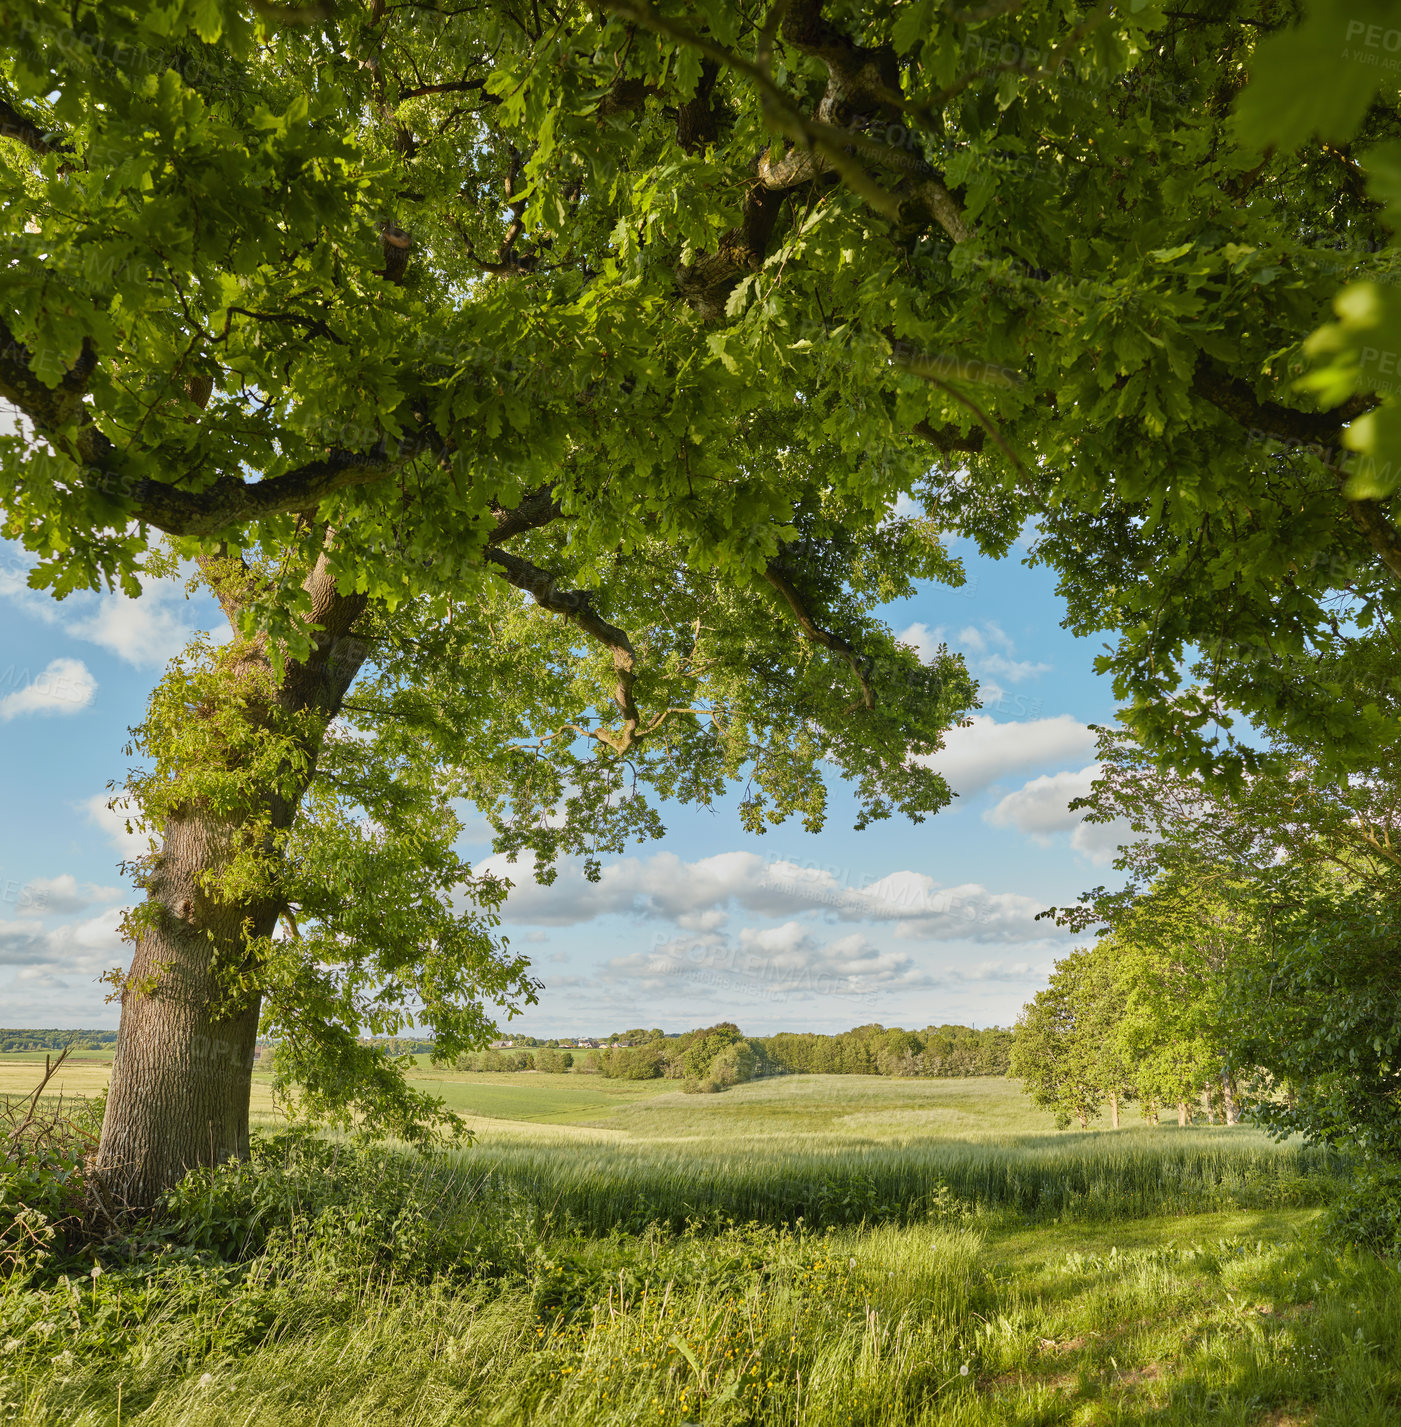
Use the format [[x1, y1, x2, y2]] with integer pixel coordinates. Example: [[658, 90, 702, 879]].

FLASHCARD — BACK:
[[898, 619, 1051, 692], [82, 793, 154, 860], [985, 765, 1099, 842], [0, 919, 50, 967], [984, 763, 1132, 865], [921, 713, 1097, 796], [605, 924, 924, 1001], [483, 850, 1062, 946], [895, 621, 946, 664], [22, 874, 123, 916], [1070, 818, 1133, 865], [604, 922, 1053, 1004], [977, 651, 1053, 684], [0, 554, 216, 668], [0, 902, 127, 971], [0, 657, 96, 721]]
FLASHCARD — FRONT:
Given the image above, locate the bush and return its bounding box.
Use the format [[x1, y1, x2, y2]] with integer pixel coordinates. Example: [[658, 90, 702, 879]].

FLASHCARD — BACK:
[[533, 1048, 573, 1073], [1326, 1163, 1401, 1260], [598, 1044, 665, 1080], [1, 1059, 104, 1274], [686, 1038, 769, 1093]]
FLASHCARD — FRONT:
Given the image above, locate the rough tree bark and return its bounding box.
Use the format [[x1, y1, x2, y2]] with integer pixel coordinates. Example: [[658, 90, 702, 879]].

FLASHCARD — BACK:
[[1220, 1067, 1240, 1126], [1176, 1101, 1189, 1128], [92, 554, 368, 1209], [1109, 1089, 1119, 1130]]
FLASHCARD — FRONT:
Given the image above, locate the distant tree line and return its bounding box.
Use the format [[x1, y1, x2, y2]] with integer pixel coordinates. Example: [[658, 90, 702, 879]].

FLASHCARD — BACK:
[[0, 1030, 118, 1053], [759, 1024, 1012, 1078], [451, 1022, 1011, 1090]]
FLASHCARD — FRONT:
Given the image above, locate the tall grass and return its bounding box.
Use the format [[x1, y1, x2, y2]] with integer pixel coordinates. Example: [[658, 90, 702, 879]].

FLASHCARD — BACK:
[[0, 1075, 1378, 1426], [452, 1130, 1336, 1234], [10, 1209, 1401, 1426]]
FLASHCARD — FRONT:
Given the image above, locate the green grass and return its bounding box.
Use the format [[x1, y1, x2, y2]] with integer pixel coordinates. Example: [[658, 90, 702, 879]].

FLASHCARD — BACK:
[[406, 1069, 678, 1124], [2, 1073, 1394, 1425]]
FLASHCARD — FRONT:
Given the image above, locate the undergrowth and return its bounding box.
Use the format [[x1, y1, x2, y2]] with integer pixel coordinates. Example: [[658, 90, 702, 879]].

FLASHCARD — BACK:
[[0, 1109, 1395, 1424]]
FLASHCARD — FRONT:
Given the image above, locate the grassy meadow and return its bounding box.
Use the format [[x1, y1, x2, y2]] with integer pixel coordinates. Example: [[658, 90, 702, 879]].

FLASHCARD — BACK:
[[3, 1064, 1398, 1425]]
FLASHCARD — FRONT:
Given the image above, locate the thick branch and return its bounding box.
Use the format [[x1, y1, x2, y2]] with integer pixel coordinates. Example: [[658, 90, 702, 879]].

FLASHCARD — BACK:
[[0, 314, 417, 537], [606, 0, 975, 320], [0, 96, 70, 158], [762, 562, 875, 711], [1192, 360, 1401, 583], [487, 485, 563, 545], [914, 419, 986, 456], [1192, 359, 1374, 447], [486, 548, 648, 751]]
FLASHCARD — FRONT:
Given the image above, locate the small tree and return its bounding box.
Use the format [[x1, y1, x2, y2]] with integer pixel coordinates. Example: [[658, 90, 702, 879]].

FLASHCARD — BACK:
[[1010, 953, 1103, 1131]]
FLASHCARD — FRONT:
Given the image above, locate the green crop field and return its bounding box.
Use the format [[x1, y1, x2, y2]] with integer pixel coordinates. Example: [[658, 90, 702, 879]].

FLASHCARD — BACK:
[[5, 1067, 1397, 1425]]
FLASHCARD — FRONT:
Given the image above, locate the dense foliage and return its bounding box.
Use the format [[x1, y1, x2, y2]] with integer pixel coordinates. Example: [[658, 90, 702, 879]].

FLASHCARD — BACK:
[[1013, 728, 1401, 1249], [6, 0, 1401, 1200]]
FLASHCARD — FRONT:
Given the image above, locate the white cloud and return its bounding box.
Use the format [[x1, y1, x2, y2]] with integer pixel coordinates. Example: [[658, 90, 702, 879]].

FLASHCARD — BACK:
[[481, 850, 781, 926], [66, 585, 202, 667], [0, 553, 215, 668], [0, 919, 50, 966], [0, 902, 127, 970], [603, 922, 1055, 1004], [922, 714, 1097, 796], [985, 765, 1098, 841], [82, 793, 154, 860], [484, 850, 1062, 946], [1070, 818, 1133, 865], [0, 657, 96, 720], [977, 652, 1052, 684], [896, 620, 1051, 716], [896, 621, 944, 663], [22, 874, 122, 916], [984, 763, 1131, 866], [955, 621, 1015, 656]]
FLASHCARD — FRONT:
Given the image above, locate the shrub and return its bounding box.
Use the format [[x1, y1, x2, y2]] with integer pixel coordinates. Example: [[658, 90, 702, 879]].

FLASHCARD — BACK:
[[1, 1055, 104, 1274], [598, 1044, 665, 1080], [686, 1038, 769, 1093]]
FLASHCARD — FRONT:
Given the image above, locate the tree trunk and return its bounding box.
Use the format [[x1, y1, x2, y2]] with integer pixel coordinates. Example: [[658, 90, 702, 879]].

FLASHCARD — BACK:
[[1220, 1067, 1240, 1125], [93, 554, 368, 1209], [1109, 1090, 1119, 1129], [1177, 1100, 1189, 1127], [92, 812, 274, 1209]]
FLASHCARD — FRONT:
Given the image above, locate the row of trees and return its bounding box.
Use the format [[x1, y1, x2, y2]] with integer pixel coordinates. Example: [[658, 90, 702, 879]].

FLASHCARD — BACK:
[[457, 1023, 770, 1091], [0, 1031, 119, 1054], [450, 1023, 1012, 1083], [1010, 727, 1401, 1244], [1010, 912, 1248, 1131], [759, 1024, 1012, 1079]]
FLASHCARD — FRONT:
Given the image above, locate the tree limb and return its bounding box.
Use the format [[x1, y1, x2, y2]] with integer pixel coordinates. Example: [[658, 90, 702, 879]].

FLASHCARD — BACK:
[[762, 561, 875, 712], [0, 95, 70, 158], [485, 547, 648, 751], [1191, 360, 1401, 583]]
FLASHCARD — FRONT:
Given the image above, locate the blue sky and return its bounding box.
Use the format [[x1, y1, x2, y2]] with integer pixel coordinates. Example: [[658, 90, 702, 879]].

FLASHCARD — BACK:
[[0, 531, 1128, 1036]]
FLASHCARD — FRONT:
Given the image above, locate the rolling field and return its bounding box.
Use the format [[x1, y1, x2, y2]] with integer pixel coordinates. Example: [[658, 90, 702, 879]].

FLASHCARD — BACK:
[[3, 1067, 1397, 1424]]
